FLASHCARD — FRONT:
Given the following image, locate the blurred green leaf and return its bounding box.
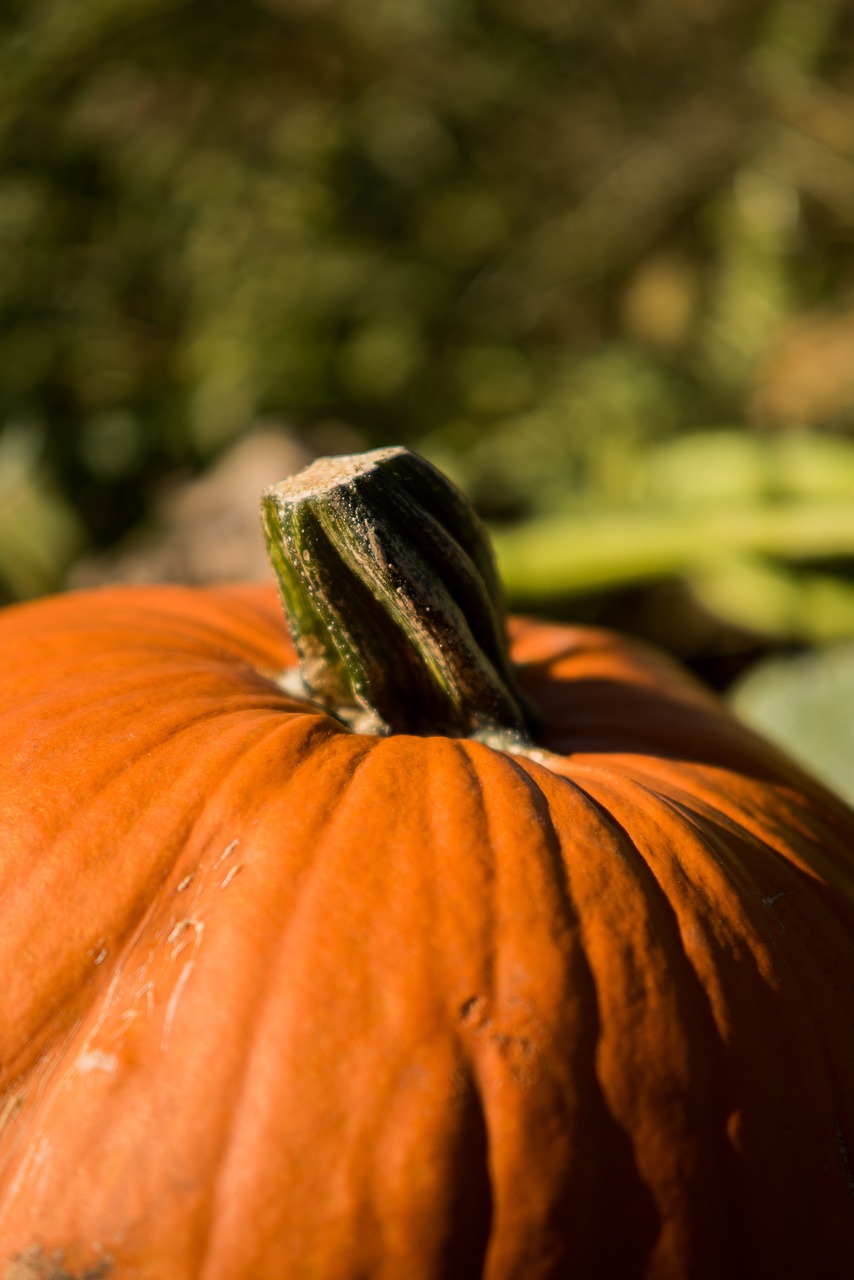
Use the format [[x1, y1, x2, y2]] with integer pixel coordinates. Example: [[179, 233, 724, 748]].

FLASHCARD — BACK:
[[691, 557, 854, 642], [494, 499, 854, 593], [731, 644, 854, 805], [0, 427, 85, 599], [493, 428, 854, 642], [638, 430, 854, 507]]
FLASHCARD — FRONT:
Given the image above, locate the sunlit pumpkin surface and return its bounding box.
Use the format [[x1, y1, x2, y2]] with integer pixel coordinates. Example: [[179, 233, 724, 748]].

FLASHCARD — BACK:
[[1, 583, 854, 1279]]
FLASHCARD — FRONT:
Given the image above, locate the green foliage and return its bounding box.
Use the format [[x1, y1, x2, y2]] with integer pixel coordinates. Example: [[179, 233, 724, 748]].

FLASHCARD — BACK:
[[494, 431, 854, 642], [731, 644, 854, 804], [1, 0, 854, 634], [0, 426, 85, 598]]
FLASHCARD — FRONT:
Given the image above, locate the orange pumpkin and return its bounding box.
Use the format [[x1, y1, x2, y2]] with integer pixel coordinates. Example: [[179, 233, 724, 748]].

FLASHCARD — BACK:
[[1, 448, 854, 1279]]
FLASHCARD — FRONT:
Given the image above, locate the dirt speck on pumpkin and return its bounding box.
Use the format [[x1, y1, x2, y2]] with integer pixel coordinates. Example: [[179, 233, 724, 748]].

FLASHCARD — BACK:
[[458, 995, 487, 1026], [0, 1091, 25, 1135], [4, 1247, 112, 1280], [834, 1119, 854, 1198]]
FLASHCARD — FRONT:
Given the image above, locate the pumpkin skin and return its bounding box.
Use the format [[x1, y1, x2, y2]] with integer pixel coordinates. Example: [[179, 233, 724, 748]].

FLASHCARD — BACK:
[[0, 582, 854, 1279]]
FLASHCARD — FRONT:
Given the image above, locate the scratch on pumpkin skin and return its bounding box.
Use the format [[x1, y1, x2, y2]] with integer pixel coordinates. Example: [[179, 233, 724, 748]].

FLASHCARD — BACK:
[[167, 919, 197, 956], [75, 964, 138, 1071], [74, 1050, 119, 1077], [162, 920, 205, 1048], [220, 863, 242, 889], [760, 887, 797, 934], [86, 939, 108, 966], [212, 838, 240, 870], [158, 840, 245, 1043], [5, 1134, 53, 1208], [0, 1092, 24, 1137], [3, 845, 236, 1210], [120, 980, 154, 1026], [760, 888, 797, 908], [0, 1037, 78, 1192]]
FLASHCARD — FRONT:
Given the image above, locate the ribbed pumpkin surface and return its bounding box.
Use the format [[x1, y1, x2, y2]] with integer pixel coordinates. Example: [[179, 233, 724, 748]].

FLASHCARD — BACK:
[[1, 583, 853, 1279]]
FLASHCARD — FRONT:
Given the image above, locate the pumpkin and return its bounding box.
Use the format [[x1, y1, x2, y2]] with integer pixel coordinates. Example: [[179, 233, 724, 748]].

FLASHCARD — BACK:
[[1, 447, 854, 1280]]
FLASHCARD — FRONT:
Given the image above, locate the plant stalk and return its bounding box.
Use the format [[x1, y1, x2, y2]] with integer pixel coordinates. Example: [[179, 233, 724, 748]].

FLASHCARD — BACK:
[[261, 446, 532, 748]]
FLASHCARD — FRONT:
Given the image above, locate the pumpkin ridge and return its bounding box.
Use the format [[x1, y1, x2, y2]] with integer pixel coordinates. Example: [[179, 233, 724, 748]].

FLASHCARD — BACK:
[[420, 740, 495, 1279], [669, 793, 854, 1061], [0, 709, 344, 1091], [525, 768, 717, 1275], [479, 745, 578, 940], [197, 732, 392, 1276], [542, 747, 853, 888], [600, 757, 854, 893], [564, 770, 854, 1273], [437, 744, 630, 1276], [555, 760, 775, 853], [556, 777, 739, 1275], [0, 718, 378, 1270], [0, 584, 293, 672], [467, 751, 611, 1274], [658, 796, 854, 1213], [163, 722, 382, 1274], [443, 741, 498, 1023]]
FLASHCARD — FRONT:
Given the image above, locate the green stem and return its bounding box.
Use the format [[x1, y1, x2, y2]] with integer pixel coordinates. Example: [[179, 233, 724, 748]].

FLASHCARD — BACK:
[[261, 447, 532, 748]]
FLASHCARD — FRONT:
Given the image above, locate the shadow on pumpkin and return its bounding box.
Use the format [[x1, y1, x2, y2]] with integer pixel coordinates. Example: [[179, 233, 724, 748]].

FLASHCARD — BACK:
[[520, 661, 830, 791]]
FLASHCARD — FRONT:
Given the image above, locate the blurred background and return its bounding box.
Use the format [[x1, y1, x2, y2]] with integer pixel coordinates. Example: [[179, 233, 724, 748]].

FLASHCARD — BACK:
[[2, 0, 854, 798]]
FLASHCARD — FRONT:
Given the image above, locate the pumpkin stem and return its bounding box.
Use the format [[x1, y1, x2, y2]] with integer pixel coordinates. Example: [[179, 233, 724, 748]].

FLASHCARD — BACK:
[[261, 446, 533, 747]]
